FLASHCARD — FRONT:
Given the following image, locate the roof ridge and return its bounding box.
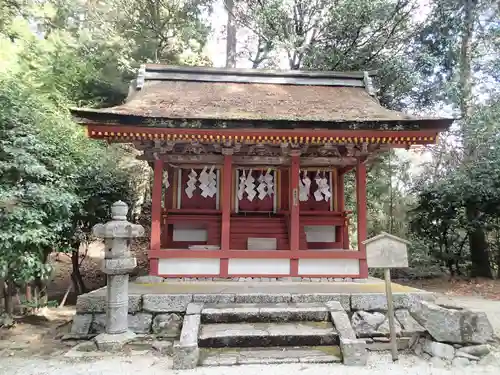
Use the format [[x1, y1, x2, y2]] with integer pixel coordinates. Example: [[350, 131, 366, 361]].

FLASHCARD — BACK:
[[135, 64, 377, 90]]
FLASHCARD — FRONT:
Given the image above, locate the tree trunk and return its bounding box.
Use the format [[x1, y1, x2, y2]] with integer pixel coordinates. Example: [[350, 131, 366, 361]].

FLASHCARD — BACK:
[[225, 0, 237, 68], [458, 0, 475, 121], [467, 205, 492, 278], [2, 280, 14, 316], [34, 277, 48, 308], [446, 259, 455, 277], [497, 246, 500, 279], [72, 248, 88, 294], [458, 0, 491, 277], [71, 272, 81, 295]]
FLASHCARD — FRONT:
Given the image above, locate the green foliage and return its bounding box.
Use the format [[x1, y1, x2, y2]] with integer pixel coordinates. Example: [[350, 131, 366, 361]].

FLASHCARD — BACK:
[[0, 73, 80, 285], [411, 97, 500, 276], [234, 0, 421, 106], [0, 0, 215, 313]]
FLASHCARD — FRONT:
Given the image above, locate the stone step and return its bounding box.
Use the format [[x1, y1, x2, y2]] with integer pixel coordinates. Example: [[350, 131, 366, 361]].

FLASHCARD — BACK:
[[199, 346, 342, 366], [201, 302, 330, 323], [198, 321, 339, 348]]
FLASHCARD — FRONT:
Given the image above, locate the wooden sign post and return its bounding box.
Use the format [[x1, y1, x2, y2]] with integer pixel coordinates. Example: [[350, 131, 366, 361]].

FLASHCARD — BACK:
[[363, 232, 410, 362]]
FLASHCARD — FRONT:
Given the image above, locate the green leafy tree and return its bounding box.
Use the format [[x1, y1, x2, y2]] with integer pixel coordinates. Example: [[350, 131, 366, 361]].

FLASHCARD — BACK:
[[0, 74, 80, 315], [410, 0, 500, 278]]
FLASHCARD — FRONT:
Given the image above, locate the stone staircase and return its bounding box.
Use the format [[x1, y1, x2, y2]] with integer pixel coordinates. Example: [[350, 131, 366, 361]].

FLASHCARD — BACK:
[[173, 301, 367, 369]]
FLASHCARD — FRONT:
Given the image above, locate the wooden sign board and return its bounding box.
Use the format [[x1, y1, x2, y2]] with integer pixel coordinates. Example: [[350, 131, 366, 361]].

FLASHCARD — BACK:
[[363, 232, 410, 269]]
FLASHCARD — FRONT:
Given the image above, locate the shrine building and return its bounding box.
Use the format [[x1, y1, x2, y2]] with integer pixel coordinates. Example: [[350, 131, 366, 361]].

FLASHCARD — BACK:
[[72, 65, 452, 279]]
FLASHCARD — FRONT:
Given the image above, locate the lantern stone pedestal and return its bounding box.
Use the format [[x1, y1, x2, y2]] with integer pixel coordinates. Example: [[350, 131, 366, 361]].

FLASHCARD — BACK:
[[92, 201, 144, 351]]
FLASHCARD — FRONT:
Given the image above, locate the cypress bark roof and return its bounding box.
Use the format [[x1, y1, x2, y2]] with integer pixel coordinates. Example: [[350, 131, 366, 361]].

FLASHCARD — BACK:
[[72, 65, 452, 129]]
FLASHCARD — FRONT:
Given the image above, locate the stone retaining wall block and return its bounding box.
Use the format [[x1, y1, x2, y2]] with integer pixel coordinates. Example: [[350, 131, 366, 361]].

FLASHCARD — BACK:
[[172, 314, 201, 369], [340, 338, 368, 366], [70, 314, 93, 335], [143, 294, 192, 313]]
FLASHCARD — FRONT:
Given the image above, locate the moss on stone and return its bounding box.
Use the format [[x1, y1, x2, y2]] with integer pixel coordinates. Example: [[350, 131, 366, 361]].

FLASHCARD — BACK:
[[314, 345, 342, 358], [301, 321, 334, 329]]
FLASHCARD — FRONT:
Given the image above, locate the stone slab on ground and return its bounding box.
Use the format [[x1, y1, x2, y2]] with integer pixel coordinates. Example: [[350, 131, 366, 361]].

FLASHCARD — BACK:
[[172, 314, 201, 369], [134, 276, 164, 284], [351, 311, 385, 336], [366, 337, 413, 352], [151, 313, 183, 338], [330, 311, 357, 340], [128, 313, 153, 334], [455, 352, 480, 361], [143, 294, 193, 313], [173, 343, 199, 370], [234, 293, 292, 304], [90, 314, 106, 333], [410, 300, 494, 344], [456, 344, 491, 357], [351, 292, 435, 311], [75, 289, 142, 314], [395, 309, 425, 335], [291, 293, 351, 311], [70, 314, 93, 335], [186, 303, 204, 315], [422, 339, 455, 360], [199, 346, 342, 366], [435, 295, 500, 339], [340, 338, 368, 366], [193, 294, 236, 304], [325, 301, 344, 311], [377, 316, 402, 335], [198, 321, 339, 348], [88, 313, 154, 335], [94, 331, 136, 352], [201, 302, 330, 323]]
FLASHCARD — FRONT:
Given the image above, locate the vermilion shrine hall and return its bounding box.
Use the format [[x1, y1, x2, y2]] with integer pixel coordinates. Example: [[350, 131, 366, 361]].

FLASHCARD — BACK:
[[72, 65, 452, 279]]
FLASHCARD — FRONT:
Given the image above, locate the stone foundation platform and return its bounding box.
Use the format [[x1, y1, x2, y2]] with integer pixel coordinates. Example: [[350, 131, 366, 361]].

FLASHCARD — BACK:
[[71, 279, 433, 337], [69, 279, 497, 368]]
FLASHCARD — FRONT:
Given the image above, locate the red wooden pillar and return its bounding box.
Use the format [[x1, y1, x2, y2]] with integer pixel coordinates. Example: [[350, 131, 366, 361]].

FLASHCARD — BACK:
[[161, 165, 172, 248], [150, 158, 163, 276], [220, 150, 233, 277], [337, 171, 349, 249], [289, 152, 300, 275], [356, 159, 368, 278]]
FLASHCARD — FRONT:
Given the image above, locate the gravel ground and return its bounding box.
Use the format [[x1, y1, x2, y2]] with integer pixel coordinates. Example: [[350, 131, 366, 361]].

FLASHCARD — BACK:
[[1, 353, 499, 375]]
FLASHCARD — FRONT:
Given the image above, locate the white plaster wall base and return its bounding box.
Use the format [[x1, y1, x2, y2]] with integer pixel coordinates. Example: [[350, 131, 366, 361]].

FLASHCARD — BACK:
[[158, 258, 220, 275], [298, 258, 359, 275], [228, 258, 290, 275]]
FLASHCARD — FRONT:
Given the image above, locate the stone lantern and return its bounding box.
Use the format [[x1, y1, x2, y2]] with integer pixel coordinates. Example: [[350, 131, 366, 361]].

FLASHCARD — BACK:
[[92, 201, 144, 351]]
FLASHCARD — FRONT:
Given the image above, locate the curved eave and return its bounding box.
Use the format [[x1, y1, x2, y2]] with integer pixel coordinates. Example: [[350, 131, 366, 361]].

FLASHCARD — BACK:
[[72, 108, 454, 133], [83, 123, 445, 147]]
